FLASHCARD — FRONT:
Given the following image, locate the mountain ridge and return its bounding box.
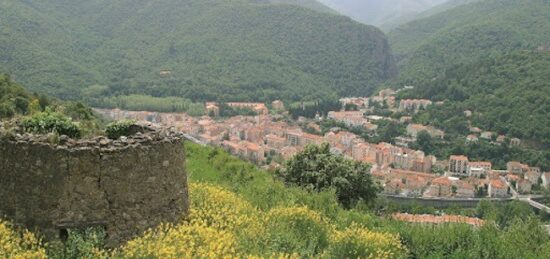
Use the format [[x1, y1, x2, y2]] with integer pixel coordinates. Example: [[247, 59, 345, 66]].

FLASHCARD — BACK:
[[0, 0, 395, 103]]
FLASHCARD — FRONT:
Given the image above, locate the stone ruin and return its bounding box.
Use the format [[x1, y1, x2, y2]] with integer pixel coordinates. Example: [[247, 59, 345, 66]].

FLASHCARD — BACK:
[[0, 122, 189, 247]]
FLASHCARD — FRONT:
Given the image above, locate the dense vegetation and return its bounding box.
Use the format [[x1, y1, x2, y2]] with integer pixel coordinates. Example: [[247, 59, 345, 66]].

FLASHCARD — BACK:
[[389, 0, 550, 85], [0, 75, 102, 137], [405, 52, 550, 145], [94, 94, 205, 116], [21, 110, 82, 138], [0, 74, 36, 119], [384, 0, 550, 168], [0, 0, 395, 105], [278, 144, 380, 208], [3, 142, 550, 258]]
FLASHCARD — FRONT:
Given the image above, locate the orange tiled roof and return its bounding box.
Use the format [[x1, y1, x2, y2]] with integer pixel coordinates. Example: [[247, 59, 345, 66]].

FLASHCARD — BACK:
[[392, 213, 484, 226], [432, 176, 453, 186], [490, 179, 507, 189], [450, 155, 468, 161]]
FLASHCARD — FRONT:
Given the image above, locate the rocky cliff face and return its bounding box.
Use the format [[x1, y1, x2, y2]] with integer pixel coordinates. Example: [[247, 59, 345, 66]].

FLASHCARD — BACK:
[[0, 125, 188, 247]]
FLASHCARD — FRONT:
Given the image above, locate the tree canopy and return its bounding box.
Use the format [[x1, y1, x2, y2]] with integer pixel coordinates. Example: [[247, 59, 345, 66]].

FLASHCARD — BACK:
[[277, 143, 380, 208]]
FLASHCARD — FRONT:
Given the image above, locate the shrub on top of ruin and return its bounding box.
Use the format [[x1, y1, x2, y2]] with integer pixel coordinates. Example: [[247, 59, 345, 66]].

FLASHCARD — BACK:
[[105, 119, 136, 139], [21, 109, 81, 138]]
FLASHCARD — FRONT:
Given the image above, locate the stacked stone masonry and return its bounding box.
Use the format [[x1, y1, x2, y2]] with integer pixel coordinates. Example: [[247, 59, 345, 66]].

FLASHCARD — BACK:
[[0, 125, 188, 247]]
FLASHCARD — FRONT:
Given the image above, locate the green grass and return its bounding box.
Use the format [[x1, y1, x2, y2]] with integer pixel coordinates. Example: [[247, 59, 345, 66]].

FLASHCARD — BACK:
[[184, 141, 550, 258]]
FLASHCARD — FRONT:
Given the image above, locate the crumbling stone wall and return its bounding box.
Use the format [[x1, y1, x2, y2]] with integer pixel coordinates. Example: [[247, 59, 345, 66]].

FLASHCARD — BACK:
[[0, 127, 188, 247]]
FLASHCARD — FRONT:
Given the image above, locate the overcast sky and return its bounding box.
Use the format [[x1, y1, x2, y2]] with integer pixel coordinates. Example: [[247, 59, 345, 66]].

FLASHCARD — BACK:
[[318, 0, 449, 27]]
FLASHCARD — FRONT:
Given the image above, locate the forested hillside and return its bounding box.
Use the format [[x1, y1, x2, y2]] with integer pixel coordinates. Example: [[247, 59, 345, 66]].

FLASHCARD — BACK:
[[389, 0, 550, 85], [388, 0, 550, 150], [403, 51, 550, 147], [0, 0, 395, 104]]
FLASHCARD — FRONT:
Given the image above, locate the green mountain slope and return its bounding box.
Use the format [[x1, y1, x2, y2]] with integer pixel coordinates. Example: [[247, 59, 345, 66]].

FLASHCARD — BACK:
[[0, 0, 395, 103], [389, 0, 550, 148], [403, 51, 550, 148], [389, 0, 550, 84]]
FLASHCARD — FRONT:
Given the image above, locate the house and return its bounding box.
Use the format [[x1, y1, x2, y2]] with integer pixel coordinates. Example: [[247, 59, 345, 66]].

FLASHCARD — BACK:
[[449, 155, 469, 175], [159, 69, 172, 76], [507, 161, 527, 174], [516, 179, 532, 194], [466, 134, 479, 143], [467, 161, 492, 178], [327, 111, 366, 128], [407, 124, 445, 139], [271, 100, 285, 111], [496, 135, 506, 143], [399, 99, 432, 113], [541, 173, 550, 189], [469, 127, 482, 133], [455, 181, 475, 198], [242, 142, 265, 164], [286, 129, 302, 146], [205, 102, 220, 117], [488, 179, 509, 198], [525, 168, 542, 185], [464, 110, 473, 117], [265, 134, 286, 151], [425, 176, 454, 197], [469, 161, 492, 172], [480, 131, 493, 140]]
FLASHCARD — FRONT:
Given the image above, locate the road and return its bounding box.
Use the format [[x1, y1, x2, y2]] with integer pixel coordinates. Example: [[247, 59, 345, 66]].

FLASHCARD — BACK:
[[501, 176, 550, 213]]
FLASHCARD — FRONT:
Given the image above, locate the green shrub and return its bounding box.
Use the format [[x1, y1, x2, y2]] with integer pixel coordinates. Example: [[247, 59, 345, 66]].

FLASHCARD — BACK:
[[264, 207, 330, 256], [105, 120, 136, 139], [47, 227, 106, 259], [21, 110, 81, 138], [326, 224, 408, 259], [277, 143, 380, 208]]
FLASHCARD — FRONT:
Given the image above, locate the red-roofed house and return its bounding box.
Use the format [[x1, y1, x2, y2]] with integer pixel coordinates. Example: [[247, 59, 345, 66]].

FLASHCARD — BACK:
[[488, 179, 509, 198]]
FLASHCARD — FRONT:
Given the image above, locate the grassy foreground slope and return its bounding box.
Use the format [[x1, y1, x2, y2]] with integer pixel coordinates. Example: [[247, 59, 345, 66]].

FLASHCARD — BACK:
[[0, 0, 395, 103], [2, 142, 550, 258]]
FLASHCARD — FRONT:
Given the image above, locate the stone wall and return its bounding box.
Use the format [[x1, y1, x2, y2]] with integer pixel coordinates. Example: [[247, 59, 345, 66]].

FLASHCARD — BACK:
[[0, 125, 188, 247]]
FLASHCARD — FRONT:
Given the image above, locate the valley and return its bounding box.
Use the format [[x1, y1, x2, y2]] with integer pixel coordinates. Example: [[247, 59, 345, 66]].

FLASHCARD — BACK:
[[1, 0, 550, 258]]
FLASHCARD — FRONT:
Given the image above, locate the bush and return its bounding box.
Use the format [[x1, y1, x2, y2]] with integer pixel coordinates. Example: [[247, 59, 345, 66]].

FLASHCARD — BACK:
[[0, 220, 46, 258], [47, 227, 106, 259], [264, 207, 330, 256], [105, 120, 136, 139], [21, 110, 81, 138], [277, 143, 380, 208], [327, 224, 407, 258], [117, 224, 239, 258]]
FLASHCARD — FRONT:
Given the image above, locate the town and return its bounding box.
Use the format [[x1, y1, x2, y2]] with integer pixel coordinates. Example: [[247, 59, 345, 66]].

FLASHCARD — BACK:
[[95, 88, 549, 200]]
